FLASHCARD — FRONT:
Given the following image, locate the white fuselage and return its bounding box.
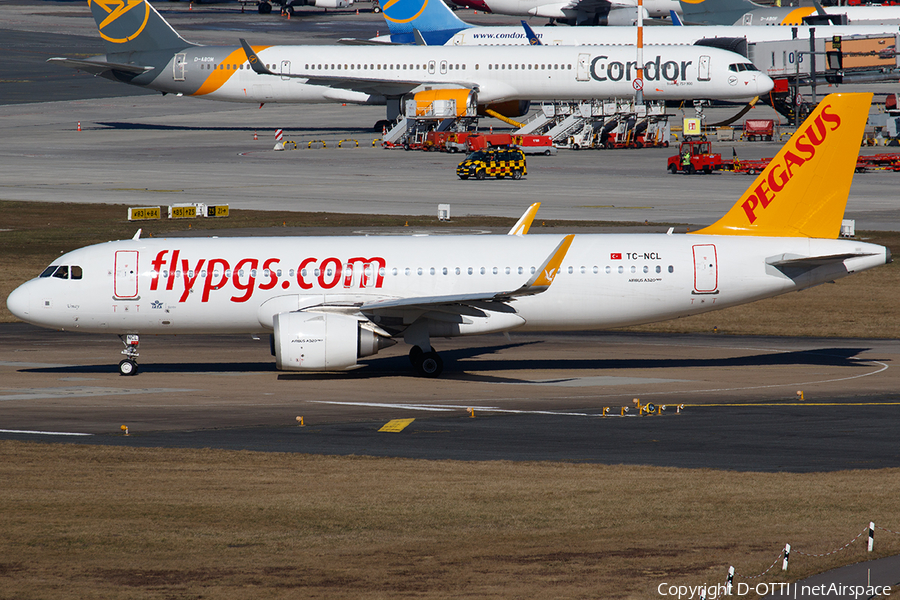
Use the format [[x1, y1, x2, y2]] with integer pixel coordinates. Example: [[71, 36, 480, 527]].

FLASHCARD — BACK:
[[737, 6, 900, 26], [482, 0, 681, 20], [431, 24, 899, 48], [7, 233, 887, 336], [162, 44, 771, 104]]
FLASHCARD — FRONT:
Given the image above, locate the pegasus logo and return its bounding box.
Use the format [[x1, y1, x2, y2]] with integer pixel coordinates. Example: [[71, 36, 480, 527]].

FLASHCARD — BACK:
[[382, 0, 429, 24], [544, 267, 557, 282], [90, 0, 150, 44]]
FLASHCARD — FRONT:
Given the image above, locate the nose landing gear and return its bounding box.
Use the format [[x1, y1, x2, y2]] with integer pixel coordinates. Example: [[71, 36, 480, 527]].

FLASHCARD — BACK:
[[118, 334, 140, 376]]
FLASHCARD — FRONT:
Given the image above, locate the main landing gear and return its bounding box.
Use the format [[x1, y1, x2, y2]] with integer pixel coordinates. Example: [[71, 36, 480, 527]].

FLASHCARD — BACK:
[[118, 334, 140, 376], [408, 345, 443, 378]]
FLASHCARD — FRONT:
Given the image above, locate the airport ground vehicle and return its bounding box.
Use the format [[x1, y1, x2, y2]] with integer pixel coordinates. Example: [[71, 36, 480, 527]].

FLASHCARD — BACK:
[[457, 146, 527, 180], [743, 119, 775, 141], [667, 140, 723, 174]]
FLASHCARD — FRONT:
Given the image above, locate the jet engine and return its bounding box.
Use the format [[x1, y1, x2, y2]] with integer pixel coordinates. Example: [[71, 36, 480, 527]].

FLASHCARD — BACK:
[[273, 312, 394, 371], [478, 100, 531, 119], [407, 89, 478, 118]]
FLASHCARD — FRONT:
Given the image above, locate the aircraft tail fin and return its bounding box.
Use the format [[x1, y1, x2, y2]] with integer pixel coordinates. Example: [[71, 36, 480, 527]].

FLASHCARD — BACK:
[[679, 0, 762, 24], [692, 93, 872, 239], [382, 0, 471, 45], [88, 0, 194, 56]]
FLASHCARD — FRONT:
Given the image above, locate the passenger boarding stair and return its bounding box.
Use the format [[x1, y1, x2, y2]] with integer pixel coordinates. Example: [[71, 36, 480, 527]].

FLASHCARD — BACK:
[[383, 116, 409, 144]]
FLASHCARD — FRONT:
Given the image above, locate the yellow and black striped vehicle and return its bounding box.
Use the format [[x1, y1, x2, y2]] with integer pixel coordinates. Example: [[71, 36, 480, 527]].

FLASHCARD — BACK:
[[457, 147, 527, 180]]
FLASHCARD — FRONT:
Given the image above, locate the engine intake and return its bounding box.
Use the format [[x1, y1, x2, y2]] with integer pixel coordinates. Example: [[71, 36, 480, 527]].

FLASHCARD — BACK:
[[273, 312, 394, 371]]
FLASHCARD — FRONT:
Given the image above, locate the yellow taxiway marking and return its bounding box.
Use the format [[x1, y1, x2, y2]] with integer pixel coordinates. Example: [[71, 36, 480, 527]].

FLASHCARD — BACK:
[[685, 403, 900, 407], [379, 418, 415, 433]]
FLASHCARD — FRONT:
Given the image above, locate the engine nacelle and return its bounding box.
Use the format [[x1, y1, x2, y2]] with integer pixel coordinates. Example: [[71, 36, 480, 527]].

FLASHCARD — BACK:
[[406, 89, 478, 118], [273, 312, 393, 371], [606, 6, 649, 26], [478, 100, 531, 119], [313, 0, 352, 8]]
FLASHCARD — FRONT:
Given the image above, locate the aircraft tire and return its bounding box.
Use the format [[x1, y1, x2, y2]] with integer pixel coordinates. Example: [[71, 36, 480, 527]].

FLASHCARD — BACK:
[[258, 1, 272, 13], [119, 359, 138, 376], [416, 352, 443, 378]]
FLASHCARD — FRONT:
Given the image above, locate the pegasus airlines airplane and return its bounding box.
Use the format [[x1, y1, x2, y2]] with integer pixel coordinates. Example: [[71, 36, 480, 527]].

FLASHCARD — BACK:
[[51, 0, 770, 125], [379, 0, 900, 49], [6, 94, 891, 377]]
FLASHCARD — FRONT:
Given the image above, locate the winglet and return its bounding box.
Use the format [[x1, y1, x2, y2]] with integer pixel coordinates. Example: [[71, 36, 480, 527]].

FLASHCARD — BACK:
[[240, 39, 276, 76], [521, 21, 542, 45], [670, 9, 684, 24], [516, 234, 574, 294], [691, 93, 872, 239], [508, 203, 541, 236]]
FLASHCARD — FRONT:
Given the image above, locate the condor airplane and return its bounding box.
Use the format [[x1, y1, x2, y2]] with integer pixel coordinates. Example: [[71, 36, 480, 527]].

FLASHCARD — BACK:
[[51, 0, 770, 124], [442, 0, 679, 25], [6, 94, 891, 377], [680, 0, 900, 26], [380, 0, 900, 48]]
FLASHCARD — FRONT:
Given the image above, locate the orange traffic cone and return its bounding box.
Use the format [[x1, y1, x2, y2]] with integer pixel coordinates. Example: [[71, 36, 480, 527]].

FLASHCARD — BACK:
[[253, 131, 258, 140], [77, 121, 81, 131]]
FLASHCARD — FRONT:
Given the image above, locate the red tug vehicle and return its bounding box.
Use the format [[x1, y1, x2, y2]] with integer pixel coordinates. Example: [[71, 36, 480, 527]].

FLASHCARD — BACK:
[[667, 140, 723, 174]]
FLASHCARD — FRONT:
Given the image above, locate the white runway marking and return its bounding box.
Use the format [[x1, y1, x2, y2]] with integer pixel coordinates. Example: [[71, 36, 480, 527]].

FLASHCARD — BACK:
[[507, 375, 688, 387], [0, 387, 196, 401], [311, 401, 615, 417], [0, 429, 92, 436]]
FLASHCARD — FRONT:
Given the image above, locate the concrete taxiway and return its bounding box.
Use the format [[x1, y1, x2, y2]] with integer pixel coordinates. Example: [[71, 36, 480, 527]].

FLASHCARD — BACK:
[[2, 323, 899, 471], [2, 2, 900, 470]]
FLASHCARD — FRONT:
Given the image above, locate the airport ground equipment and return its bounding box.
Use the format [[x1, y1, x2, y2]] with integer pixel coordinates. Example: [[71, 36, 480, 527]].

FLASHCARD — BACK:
[[457, 147, 527, 180], [743, 119, 775, 141], [515, 100, 670, 149], [667, 140, 723, 174]]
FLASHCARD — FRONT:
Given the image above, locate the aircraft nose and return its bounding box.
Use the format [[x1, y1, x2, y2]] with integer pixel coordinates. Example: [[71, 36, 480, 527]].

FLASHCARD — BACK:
[[6, 283, 31, 320], [757, 72, 774, 95]]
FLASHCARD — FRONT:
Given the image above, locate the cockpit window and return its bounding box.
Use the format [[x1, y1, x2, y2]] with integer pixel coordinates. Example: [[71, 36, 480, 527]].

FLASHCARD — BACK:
[[729, 63, 759, 72], [40, 265, 82, 280]]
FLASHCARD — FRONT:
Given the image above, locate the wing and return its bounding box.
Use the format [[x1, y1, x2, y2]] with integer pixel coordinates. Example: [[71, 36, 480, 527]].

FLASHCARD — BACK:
[[359, 234, 574, 314], [239, 38, 475, 97]]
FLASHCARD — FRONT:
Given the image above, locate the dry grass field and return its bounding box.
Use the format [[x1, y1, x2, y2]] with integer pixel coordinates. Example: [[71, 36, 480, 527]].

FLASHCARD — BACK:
[[2, 441, 900, 600]]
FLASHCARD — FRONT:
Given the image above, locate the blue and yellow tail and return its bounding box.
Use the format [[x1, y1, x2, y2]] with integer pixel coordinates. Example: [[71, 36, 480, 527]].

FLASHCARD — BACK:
[[382, 0, 470, 45], [88, 0, 193, 56]]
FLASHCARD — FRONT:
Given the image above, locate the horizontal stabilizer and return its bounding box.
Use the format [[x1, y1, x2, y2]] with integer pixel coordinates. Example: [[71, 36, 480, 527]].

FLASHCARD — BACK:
[[766, 252, 878, 268], [47, 57, 154, 76]]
